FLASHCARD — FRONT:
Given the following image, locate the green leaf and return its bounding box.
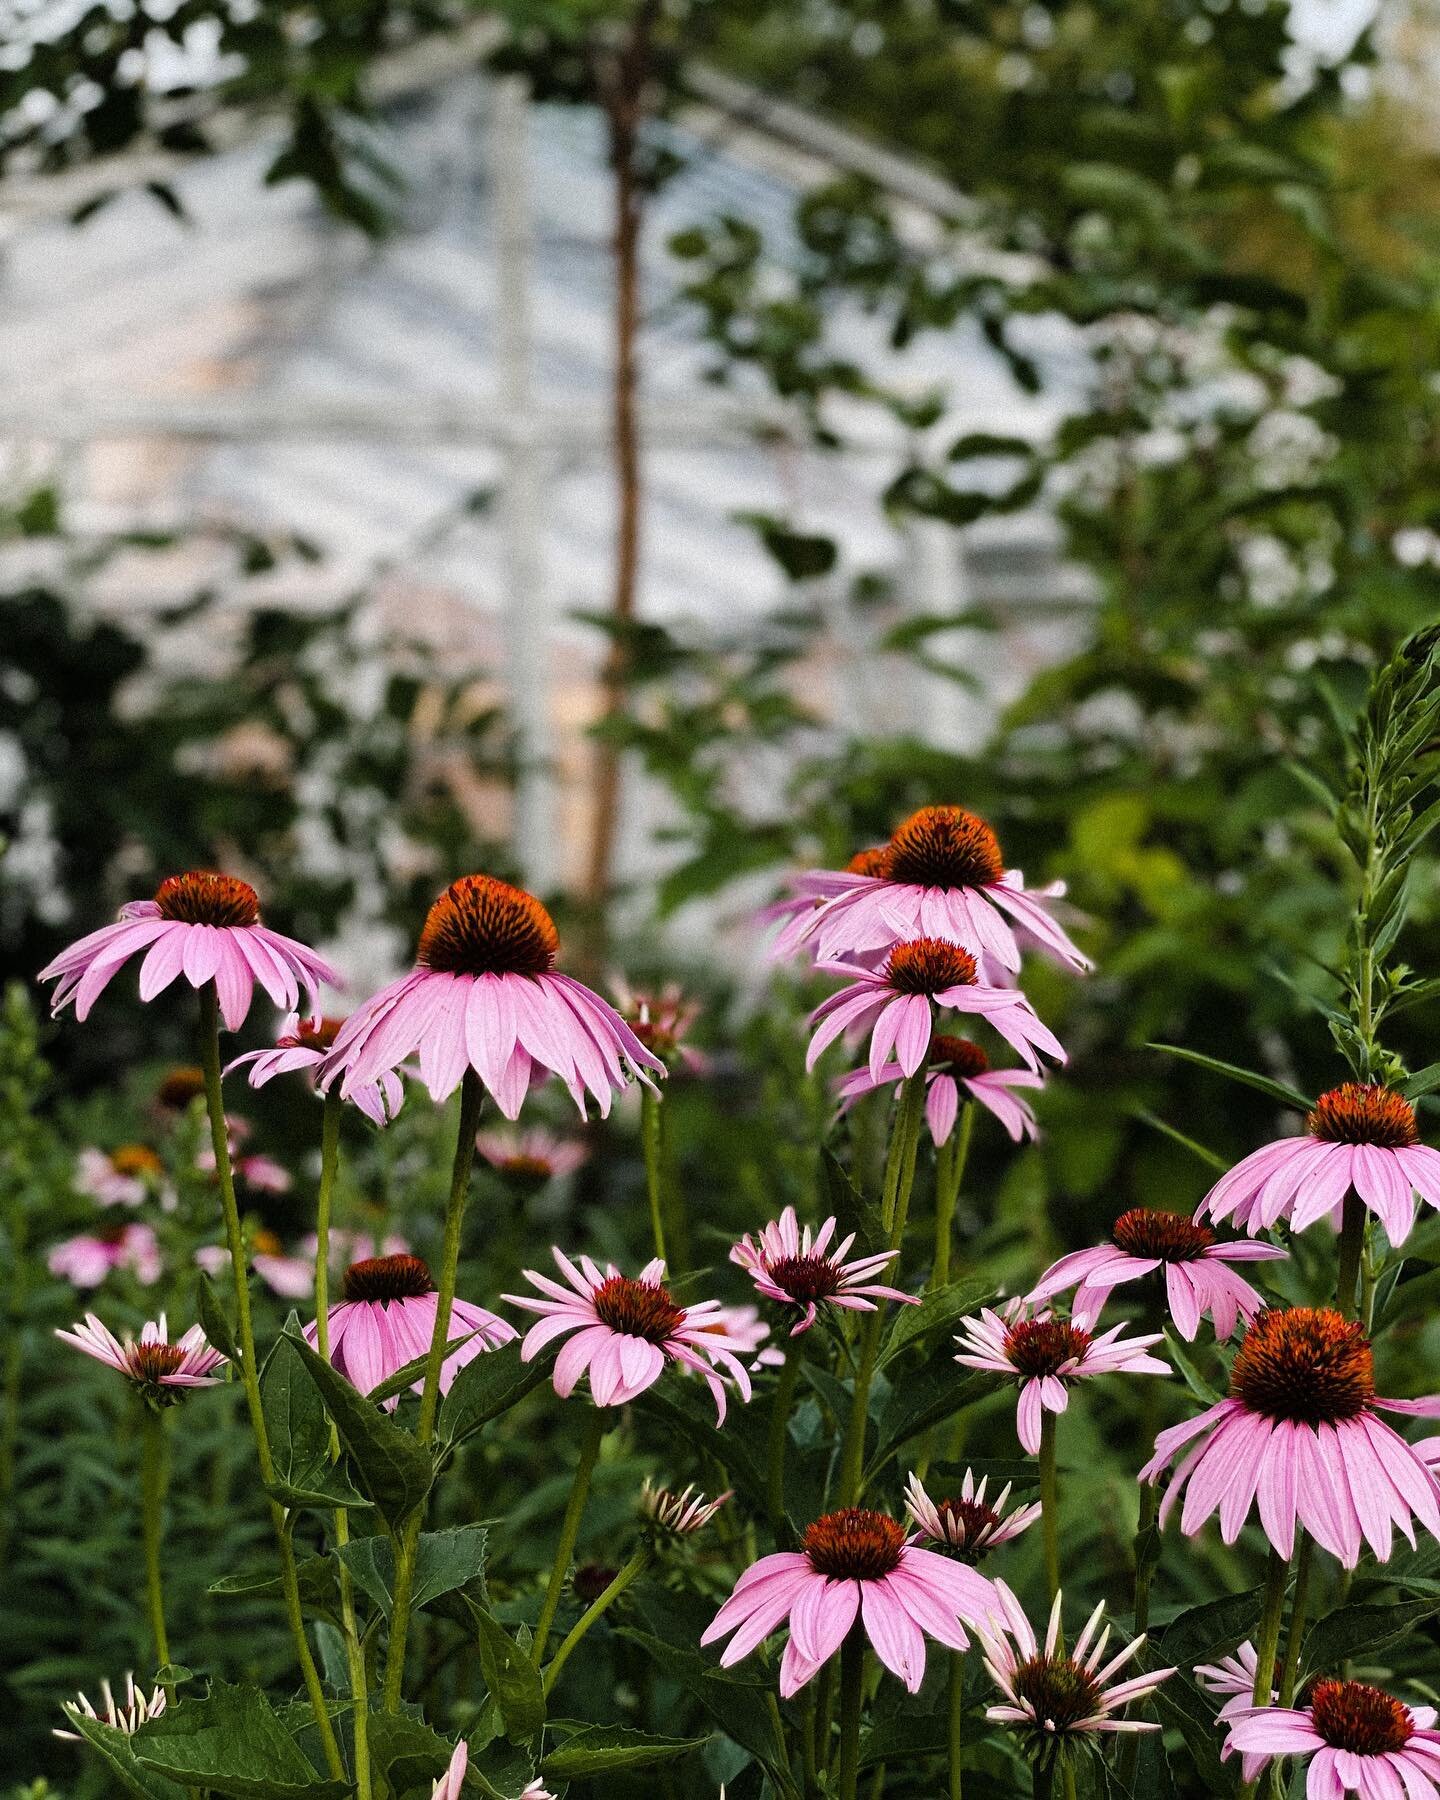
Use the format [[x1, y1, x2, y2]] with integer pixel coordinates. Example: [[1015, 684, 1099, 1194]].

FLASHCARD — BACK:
[[366, 1714, 456, 1790], [474, 1606, 546, 1742], [367, 1332, 478, 1407], [633, 1378, 771, 1510], [1303, 1598, 1440, 1673], [1156, 1587, 1264, 1665], [261, 1332, 371, 1513], [620, 1627, 785, 1771], [879, 1276, 994, 1367], [540, 1723, 707, 1778], [209, 1556, 338, 1615], [1146, 1044, 1312, 1112], [927, 1456, 1040, 1494], [1150, 1672, 1230, 1791], [437, 1340, 550, 1450], [54, 1713, 186, 1800], [334, 1525, 488, 1619], [1132, 1108, 1229, 1173], [132, 1681, 353, 1799], [464, 1736, 540, 1800], [1403, 1062, 1440, 1100], [281, 1329, 433, 1525], [869, 1361, 999, 1478], [196, 1273, 240, 1364], [818, 1146, 883, 1255], [1163, 1331, 1221, 1406]]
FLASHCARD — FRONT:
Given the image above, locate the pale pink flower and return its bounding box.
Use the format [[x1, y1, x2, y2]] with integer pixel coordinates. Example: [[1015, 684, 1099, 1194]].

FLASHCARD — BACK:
[[760, 849, 892, 964], [195, 1234, 314, 1299], [39, 870, 339, 1031], [640, 1479, 731, 1537], [980, 1581, 1172, 1763], [306, 1228, 410, 1269], [700, 1303, 785, 1370], [49, 1222, 162, 1288], [903, 1469, 1041, 1562], [227, 1013, 403, 1127], [304, 1253, 515, 1407], [55, 1674, 165, 1741], [476, 1127, 589, 1183], [955, 1300, 1168, 1454], [1026, 1208, 1285, 1340], [56, 1312, 225, 1395], [837, 1033, 1043, 1144], [730, 1205, 918, 1337], [1195, 1641, 1272, 1783], [807, 940, 1064, 1081], [1223, 1681, 1440, 1798], [431, 1741, 466, 1799], [1198, 1082, 1440, 1244], [317, 875, 663, 1119], [701, 1506, 998, 1697], [505, 1250, 753, 1423], [1140, 1305, 1440, 1568], [611, 977, 708, 1074], [75, 1145, 166, 1207]]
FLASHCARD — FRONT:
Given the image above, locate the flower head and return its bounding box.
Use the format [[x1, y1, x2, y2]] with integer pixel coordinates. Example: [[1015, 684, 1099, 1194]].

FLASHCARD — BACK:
[[1223, 1680, 1440, 1797], [304, 1253, 515, 1409], [476, 1126, 589, 1188], [903, 1469, 1041, 1563], [837, 1032, 1044, 1145], [155, 1065, 206, 1111], [701, 1505, 998, 1696], [48, 1221, 162, 1289], [227, 1013, 403, 1127], [1140, 1305, 1440, 1567], [612, 978, 707, 1073], [731, 1206, 918, 1336], [956, 1300, 1168, 1453], [1027, 1208, 1286, 1340], [505, 1250, 753, 1422], [75, 1145, 166, 1208], [56, 1312, 225, 1402], [317, 875, 664, 1119], [641, 1479, 731, 1538], [55, 1674, 165, 1741], [693, 1302, 784, 1371], [39, 870, 339, 1031]]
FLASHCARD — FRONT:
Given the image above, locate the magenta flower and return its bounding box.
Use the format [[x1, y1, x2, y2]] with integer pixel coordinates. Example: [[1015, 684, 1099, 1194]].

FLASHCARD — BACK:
[[48, 1221, 162, 1289], [980, 1582, 1173, 1765], [701, 1506, 998, 1697], [55, 1674, 165, 1742], [56, 1312, 225, 1398], [1139, 1306, 1440, 1568], [304, 1253, 515, 1407], [837, 1033, 1042, 1144], [1198, 1083, 1440, 1243], [75, 1145, 167, 1208], [783, 807, 1088, 975], [1026, 1208, 1285, 1340], [39, 870, 339, 1031], [1223, 1681, 1440, 1798], [317, 875, 663, 1119], [505, 1250, 753, 1422], [955, 1300, 1168, 1453], [640, 1479, 731, 1538], [475, 1127, 589, 1184], [227, 1014, 403, 1127], [903, 1469, 1041, 1562], [1195, 1641, 1272, 1783], [731, 1205, 918, 1336], [807, 939, 1065, 1081]]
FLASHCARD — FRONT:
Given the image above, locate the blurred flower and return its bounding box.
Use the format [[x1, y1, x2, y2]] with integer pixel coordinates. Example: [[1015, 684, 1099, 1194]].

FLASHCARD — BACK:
[[155, 1065, 206, 1111], [955, 1300, 1167, 1454], [196, 1120, 292, 1197], [317, 875, 663, 1118], [837, 1033, 1043, 1144], [48, 1221, 162, 1289], [701, 1505, 997, 1697], [305, 1254, 514, 1407], [1026, 1209, 1285, 1339], [476, 1126, 589, 1187], [56, 1312, 225, 1401], [640, 1478, 731, 1538], [1139, 1305, 1440, 1568], [903, 1469, 1041, 1563], [611, 978, 707, 1073], [307, 1228, 410, 1269], [505, 1250, 752, 1422], [731, 1206, 917, 1336], [75, 1144, 167, 1208], [696, 1302, 784, 1370], [196, 1230, 314, 1298], [55, 1674, 165, 1740], [227, 1013, 403, 1127], [39, 869, 339, 1030], [1223, 1682, 1440, 1798], [1197, 1083, 1440, 1244]]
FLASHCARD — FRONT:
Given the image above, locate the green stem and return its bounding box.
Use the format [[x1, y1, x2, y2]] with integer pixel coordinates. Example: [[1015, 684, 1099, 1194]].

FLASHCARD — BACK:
[[1238, 1547, 1294, 1800], [198, 985, 344, 1779], [947, 1649, 965, 1800], [140, 1406, 171, 1671], [1277, 1533, 1314, 1708], [641, 1088, 667, 1265], [1336, 1194, 1366, 1321], [543, 1547, 650, 1694], [1131, 1479, 1158, 1637], [534, 1405, 608, 1662], [933, 1103, 974, 1291], [1061, 1765, 1077, 1800], [838, 1630, 864, 1800], [1038, 1409, 1060, 1604], [382, 1070, 484, 1712], [767, 1347, 803, 1541]]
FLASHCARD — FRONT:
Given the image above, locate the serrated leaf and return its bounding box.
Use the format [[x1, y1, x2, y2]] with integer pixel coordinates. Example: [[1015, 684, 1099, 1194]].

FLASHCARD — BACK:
[[475, 1606, 545, 1741], [366, 1714, 455, 1790], [869, 1357, 999, 1478], [1303, 1598, 1440, 1673], [1150, 1672, 1230, 1791], [540, 1723, 707, 1777], [880, 1277, 994, 1367], [281, 1329, 432, 1525], [1156, 1586, 1264, 1665], [209, 1556, 337, 1615], [132, 1681, 352, 1799], [436, 1339, 550, 1449], [260, 1333, 372, 1513], [1146, 1044, 1312, 1112], [1163, 1331, 1220, 1405], [54, 1713, 187, 1800], [334, 1525, 487, 1619], [621, 1628, 786, 1769]]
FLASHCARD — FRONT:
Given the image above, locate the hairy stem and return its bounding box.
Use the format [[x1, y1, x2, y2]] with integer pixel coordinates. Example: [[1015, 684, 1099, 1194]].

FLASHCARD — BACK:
[[1238, 1547, 1294, 1800], [933, 1102, 974, 1290], [1038, 1409, 1060, 1604], [1277, 1532, 1314, 1708], [543, 1547, 651, 1694], [534, 1404, 609, 1662], [140, 1406, 170, 1672], [1336, 1194, 1366, 1322], [640, 1088, 667, 1264]]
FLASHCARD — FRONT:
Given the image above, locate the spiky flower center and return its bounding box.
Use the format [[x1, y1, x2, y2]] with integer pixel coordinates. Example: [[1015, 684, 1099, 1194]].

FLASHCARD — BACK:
[[1012, 1655, 1104, 1732], [342, 1254, 437, 1303], [1230, 1307, 1373, 1424], [885, 806, 1005, 889], [592, 1275, 686, 1344], [1111, 1208, 1215, 1263], [936, 1496, 1002, 1547], [1309, 1084, 1418, 1148], [929, 1034, 990, 1078], [498, 1153, 556, 1181], [1004, 1317, 1091, 1378], [279, 1017, 342, 1050], [130, 1342, 186, 1383], [156, 1066, 206, 1108], [846, 846, 891, 878], [154, 871, 260, 927], [110, 1144, 163, 1177], [416, 875, 559, 978], [764, 1252, 844, 1305], [802, 1508, 906, 1579], [1310, 1679, 1412, 1754], [886, 938, 978, 996]]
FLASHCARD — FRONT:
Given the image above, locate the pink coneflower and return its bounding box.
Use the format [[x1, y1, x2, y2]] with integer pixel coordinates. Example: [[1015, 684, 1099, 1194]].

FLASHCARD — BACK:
[[700, 1303, 785, 1371], [903, 1469, 1041, 1563], [55, 1674, 166, 1741], [1195, 1641, 1272, 1783], [304, 1254, 516, 1407], [1026, 1208, 1286, 1339], [1139, 1305, 1440, 1567], [195, 1233, 315, 1299], [640, 1478, 731, 1537], [155, 1065, 206, 1112], [785, 807, 1089, 975], [505, 1250, 753, 1423], [837, 1033, 1043, 1144], [1198, 1083, 1440, 1243], [955, 1301, 1168, 1453], [807, 940, 1064, 1081], [611, 977, 708, 1074], [39, 870, 339, 1030], [980, 1581, 1173, 1767], [730, 1205, 919, 1336], [475, 1126, 589, 1186], [48, 1221, 162, 1288], [1223, 1682, 1440, 1798], [227, 1014, 403, 1127], [316, 875, 663, 1118], [56, 1312, 225, 1398], [75, 1145, 166, 1207], [701, 1506, 998, 1697]]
